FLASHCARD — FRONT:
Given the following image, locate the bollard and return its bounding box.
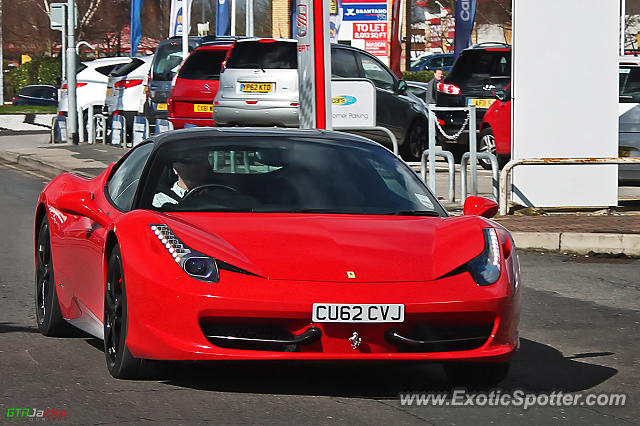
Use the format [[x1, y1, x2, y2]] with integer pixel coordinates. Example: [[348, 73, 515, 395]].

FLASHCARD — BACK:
[[111, 115, 126, 147], [131, 116, 149, 146], [87, 108, 95, 144]]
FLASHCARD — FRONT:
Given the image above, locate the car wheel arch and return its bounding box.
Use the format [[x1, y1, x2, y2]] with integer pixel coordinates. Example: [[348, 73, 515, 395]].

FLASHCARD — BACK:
[[35, 203, 47, 245], [104, 232, 119, 283]]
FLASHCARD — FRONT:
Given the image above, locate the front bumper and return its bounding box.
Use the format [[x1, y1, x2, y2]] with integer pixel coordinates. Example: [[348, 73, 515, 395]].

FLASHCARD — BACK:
[[214, 101, 299, 127], [123, 257, 519, 362]]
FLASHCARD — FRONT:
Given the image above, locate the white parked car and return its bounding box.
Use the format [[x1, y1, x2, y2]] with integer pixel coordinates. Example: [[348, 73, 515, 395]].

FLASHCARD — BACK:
[[619, 55, 640, 185], [58, 57, 131, 135], [104, 56, 152, 141]]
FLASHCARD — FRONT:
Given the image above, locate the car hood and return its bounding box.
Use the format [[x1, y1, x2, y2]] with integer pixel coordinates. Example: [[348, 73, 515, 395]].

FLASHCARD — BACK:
[[160, 213, 487, 283]]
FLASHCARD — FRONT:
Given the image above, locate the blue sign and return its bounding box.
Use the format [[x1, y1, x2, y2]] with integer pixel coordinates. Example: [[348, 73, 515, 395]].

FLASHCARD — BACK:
[[342, 4, 387, 21], [454, 0, 476, 59]]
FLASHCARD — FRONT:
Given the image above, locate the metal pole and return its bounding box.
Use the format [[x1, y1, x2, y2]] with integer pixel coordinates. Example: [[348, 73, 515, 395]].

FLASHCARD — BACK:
[[231, 0, 236, 36], [246, 0, 254, 36], [621, 0, 626, 56], [66, 0, 78, 144], [0, 0, 3, 106], [182, 0, 190, 59], [427, 106, 436, 191], [468, 105, 477, 196], [61, 18, 66, 80]]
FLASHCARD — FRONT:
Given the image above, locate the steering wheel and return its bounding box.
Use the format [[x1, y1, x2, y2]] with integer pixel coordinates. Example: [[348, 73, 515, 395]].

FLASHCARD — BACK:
[[182, 184, 239, 203]]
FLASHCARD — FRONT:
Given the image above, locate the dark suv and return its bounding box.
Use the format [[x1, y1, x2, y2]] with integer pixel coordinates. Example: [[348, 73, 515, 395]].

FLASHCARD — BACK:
[[435, 43, 511, 159], [144, 36, 204, 129]]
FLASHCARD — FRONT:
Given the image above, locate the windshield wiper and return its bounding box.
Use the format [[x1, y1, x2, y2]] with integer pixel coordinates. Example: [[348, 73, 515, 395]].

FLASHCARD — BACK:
[[389, 210, 441, 216], [240, 63, 266, 72]]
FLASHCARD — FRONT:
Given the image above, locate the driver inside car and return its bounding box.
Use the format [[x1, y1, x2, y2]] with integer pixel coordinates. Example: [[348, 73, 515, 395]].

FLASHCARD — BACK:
[[152, 151, 213, 208]]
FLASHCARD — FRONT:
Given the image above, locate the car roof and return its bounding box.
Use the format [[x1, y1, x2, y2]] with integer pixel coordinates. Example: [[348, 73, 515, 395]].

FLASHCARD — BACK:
[[465, 42, 511, 51], [620, 55, 640, 66], [81, 56, 131, 67], [235, 37, 296, 44], [147, 127, 384, 151], [194, 42, 233, 51]]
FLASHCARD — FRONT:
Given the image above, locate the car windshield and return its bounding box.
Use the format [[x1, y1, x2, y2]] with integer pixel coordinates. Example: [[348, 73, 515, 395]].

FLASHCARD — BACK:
[[225, 41, 297, 69], [110, 58, 146, 77], [153, 43, 184, 80], [619, 65, 640, 103], [446, 50, 511, 89], [141, 135, 443, 215], [178, 49, 229, 80]]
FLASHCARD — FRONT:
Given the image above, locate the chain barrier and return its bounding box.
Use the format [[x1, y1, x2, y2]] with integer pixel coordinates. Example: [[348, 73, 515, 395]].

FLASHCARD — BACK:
[[429, 110, 470, 141]]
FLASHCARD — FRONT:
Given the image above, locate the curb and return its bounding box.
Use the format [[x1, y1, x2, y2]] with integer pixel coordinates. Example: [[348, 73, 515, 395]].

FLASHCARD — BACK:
[[512, 231, 640, 257], [0, 149, 85, 179]]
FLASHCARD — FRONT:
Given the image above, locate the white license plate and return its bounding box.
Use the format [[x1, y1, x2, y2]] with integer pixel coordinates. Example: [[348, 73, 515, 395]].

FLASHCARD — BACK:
[[312, 303, 404, 323]]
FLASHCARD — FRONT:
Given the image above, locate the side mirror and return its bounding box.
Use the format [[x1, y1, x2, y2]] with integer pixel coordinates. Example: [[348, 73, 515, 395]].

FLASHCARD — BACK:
[[494, 90, 506, 102], [56, 190, 110, 227], [396, 79, 408, 94], [463, 196, 499, 218]]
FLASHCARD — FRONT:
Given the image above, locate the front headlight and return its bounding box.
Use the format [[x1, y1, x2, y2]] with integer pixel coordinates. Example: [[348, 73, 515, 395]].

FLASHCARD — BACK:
[[467, 228, 501, 286], [150, 224, 219, 283]]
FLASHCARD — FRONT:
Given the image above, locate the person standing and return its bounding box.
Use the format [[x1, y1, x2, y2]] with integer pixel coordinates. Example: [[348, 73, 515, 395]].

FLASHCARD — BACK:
[[424, 68, 444, 106]]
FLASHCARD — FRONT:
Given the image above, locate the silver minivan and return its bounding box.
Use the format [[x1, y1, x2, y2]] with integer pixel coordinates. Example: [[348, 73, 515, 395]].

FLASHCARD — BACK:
[[214, 38, 299, 127], [214, 39, 429, 161]]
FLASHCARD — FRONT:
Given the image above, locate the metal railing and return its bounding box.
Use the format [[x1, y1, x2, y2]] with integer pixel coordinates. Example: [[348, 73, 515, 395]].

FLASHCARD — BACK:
[[499, 157, 640, 215], [461, 151, 499, 202], [420, 149, 456, 202], [427, 105, 478, 195]]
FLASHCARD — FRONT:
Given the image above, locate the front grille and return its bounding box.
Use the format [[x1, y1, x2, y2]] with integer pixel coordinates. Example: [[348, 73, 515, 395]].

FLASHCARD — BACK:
[[399, 323, 492, 352]]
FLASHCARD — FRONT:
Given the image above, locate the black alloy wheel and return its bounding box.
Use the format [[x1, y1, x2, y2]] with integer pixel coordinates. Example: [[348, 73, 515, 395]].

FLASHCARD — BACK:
[[104, 245, 142, 379], [401, 120, 427, 162], [35, 216, 70, 336]]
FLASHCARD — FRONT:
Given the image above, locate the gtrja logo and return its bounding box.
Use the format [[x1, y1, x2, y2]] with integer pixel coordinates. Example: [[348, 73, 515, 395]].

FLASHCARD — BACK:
[[6, 408, 67, 419], [332, 95, 357, 106]]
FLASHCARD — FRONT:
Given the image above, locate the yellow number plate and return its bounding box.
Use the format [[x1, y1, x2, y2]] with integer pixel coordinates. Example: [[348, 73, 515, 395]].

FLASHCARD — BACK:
[[468, 98, 496, 108], [241, 82, 273, 93], [156, 103, 168, 111], [194, 104, 213, 113]]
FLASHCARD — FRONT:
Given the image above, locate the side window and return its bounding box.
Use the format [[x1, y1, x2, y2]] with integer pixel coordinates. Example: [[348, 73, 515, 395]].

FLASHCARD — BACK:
[[95, 64, 120, 77], [107, 143, 153, 211], [357, 53, 395, 91], [331, 48, 360, 78], [443, 55, 454, 67]]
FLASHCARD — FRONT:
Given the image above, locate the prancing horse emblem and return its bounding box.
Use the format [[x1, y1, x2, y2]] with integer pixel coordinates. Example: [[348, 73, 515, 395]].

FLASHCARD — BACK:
[[347, 271, 356, 279], [349, 332, 362, 349], [203, 83, 211, 92]]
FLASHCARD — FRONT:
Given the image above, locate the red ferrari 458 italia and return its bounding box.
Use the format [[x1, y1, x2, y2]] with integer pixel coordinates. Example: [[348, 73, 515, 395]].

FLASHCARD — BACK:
[[34, 128, 520, 381]]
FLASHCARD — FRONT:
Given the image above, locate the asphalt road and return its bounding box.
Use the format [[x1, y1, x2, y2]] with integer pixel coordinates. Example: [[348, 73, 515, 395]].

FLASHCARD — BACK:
[[0, 160, 638, 425]]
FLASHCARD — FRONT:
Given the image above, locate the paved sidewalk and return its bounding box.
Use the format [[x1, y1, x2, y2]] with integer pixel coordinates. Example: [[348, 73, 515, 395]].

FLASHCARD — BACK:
[[0, 134, 639, 256]]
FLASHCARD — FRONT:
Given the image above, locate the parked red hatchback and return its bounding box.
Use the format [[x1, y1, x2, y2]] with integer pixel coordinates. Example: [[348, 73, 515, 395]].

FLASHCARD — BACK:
[[168, 42, 232, 129], [479, 83, 511, 169]]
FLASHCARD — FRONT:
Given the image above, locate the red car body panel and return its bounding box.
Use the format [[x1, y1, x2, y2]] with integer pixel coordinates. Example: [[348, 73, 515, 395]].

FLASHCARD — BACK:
[[35, 159, 520, 363], [168, 44, 232, 129], [481, 85, 511, 156]]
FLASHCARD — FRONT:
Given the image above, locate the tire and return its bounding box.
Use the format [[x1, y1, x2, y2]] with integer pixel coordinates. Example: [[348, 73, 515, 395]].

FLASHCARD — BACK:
[[104, 245, 142, 379], [35, 216, 72, 336], [441, 142, 466, 163], [401, 120, 427, 162], [444, 362, 510, 388], [478, 127, 497, 170]]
